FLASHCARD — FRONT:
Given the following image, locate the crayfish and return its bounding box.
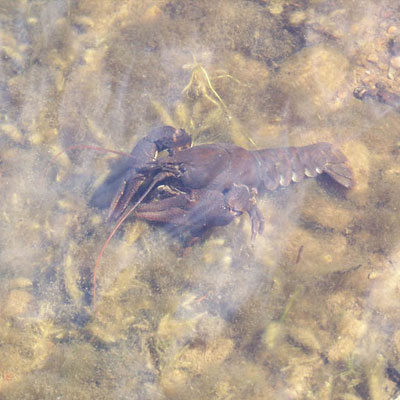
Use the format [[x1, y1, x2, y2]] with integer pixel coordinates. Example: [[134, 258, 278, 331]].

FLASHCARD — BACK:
[[49, 125, 354, 307], [92, 125, 354, 247]]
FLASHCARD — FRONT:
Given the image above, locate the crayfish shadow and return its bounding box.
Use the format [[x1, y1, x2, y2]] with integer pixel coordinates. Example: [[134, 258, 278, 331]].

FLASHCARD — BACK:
[[89, 158, 133, 210], [316, 174, 351, 199]]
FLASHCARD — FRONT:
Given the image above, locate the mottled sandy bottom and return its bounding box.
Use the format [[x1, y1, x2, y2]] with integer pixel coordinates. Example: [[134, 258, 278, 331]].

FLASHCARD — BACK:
[[1, 0, 400, 399]]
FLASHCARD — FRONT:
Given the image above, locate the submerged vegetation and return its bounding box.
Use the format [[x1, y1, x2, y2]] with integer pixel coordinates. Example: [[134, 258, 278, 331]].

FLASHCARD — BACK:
[[1, 0, 400, 399]]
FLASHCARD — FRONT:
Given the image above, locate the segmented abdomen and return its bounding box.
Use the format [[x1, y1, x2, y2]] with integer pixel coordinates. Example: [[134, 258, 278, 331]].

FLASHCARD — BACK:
[[253, 142, 354, 191]]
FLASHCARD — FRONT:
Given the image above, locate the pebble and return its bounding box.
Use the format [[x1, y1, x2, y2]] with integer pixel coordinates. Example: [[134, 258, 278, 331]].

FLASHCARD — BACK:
[[390, 56, 400, 69], [3, 290, 33, 316]]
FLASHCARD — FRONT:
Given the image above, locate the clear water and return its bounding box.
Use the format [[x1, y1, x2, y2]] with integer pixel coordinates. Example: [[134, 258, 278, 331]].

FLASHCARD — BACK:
[[1, 0, 400, 399]]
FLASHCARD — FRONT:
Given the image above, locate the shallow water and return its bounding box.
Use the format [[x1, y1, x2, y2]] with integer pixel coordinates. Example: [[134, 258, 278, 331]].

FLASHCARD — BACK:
[[1, 0, 400, 399]]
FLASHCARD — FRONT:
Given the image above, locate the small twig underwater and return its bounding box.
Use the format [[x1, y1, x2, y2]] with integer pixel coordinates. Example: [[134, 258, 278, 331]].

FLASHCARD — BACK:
[[182, 55, 257, 147], [182, 56, 232, 121]]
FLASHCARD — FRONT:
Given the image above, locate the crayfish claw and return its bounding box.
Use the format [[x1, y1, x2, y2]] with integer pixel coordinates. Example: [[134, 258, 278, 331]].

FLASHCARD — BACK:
[[100, 126, 192, 221], [108, 174, 146, 220]]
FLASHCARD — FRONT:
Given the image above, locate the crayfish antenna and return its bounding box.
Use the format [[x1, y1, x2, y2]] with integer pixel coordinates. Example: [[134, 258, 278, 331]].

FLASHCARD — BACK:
[[41, 144, 135, 185], [92, 171, 173, 310]]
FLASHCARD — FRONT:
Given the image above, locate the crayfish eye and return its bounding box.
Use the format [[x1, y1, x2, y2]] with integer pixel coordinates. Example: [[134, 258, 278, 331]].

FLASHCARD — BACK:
[[226, 204, 243, 216]]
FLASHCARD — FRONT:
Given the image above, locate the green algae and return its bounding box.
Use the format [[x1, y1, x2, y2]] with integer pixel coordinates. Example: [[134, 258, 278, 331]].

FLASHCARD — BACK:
[[1, 0, 400, 399]]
